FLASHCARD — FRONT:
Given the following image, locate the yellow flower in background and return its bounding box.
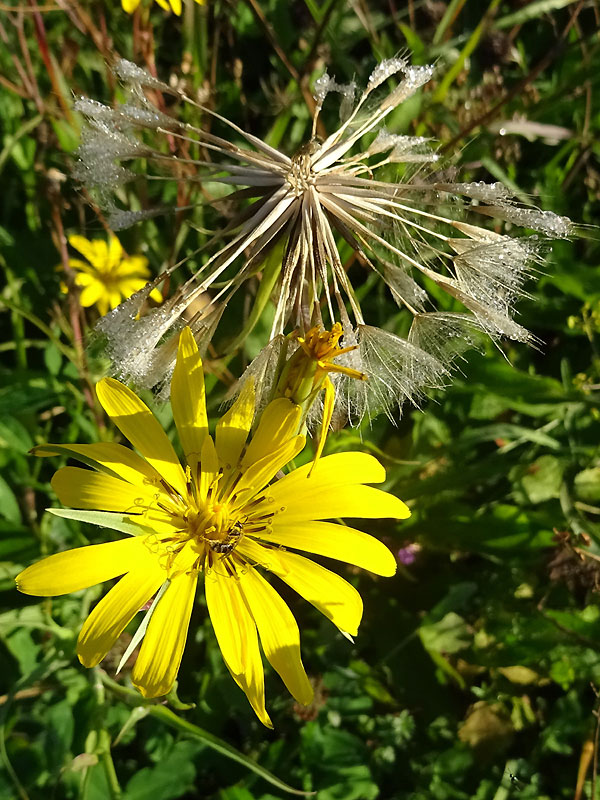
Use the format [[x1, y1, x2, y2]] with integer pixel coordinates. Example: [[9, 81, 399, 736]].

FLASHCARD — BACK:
[[16, 328, 408, 726], [67, 234, 161, 317], [121, 0, 204, 14]]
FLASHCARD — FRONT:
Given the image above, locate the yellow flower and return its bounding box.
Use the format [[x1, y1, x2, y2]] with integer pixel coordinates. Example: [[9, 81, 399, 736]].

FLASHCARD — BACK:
[[121, 0, 204, 14], [66, 234, 161, 317], [16, 328, 408, 726], [275, 323, 367, 468]]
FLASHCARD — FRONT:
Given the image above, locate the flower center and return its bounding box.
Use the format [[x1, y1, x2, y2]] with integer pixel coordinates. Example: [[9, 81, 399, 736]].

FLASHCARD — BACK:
[[146, 464, 278, 573], [286, 143, 317, 197], [186, 501, 243, 555]]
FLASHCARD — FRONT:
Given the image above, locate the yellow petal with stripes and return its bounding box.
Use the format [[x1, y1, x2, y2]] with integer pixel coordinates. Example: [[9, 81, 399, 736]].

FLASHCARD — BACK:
[[78, 561, 165, 667], [132, 568, 198, 698], [16, 537, 147, 596], [96, 377, 187, 496], [238, 566, 313, 707], [241, 539, 363, 636], [205, 564, 271, 727], [267, 483, 410, 523], [51, 467, 158, 513], [215, 378, 255, 470], [32, 442, 160, 486], [260, 519, 398, 577], [171, 328, 208, 469]]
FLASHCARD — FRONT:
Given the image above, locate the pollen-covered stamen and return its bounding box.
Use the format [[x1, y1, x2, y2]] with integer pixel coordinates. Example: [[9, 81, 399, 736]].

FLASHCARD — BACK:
[[295, 323, 367, 384]]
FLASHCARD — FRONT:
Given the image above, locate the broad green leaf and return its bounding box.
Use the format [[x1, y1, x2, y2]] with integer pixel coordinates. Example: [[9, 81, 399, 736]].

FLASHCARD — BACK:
[[519, 455, 565, 504], [574, 468, 600, 503], [123, 740, 200, 800], [419, 612, 471, 655], [0, 474, 20, 524]]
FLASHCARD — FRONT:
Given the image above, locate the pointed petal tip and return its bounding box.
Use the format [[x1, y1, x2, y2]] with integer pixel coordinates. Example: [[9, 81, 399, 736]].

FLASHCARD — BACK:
[[257, 708, 274, 729], [177, 325, 199, 355], [296, 685, 315, 708]]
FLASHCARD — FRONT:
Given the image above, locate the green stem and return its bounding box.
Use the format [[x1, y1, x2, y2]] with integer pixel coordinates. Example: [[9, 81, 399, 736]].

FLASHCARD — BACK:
[[100, 673, 312, 796]]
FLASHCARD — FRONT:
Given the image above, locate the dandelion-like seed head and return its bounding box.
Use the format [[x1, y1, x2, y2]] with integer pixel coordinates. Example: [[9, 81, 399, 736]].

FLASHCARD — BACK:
[[75, 56, 572, 421]]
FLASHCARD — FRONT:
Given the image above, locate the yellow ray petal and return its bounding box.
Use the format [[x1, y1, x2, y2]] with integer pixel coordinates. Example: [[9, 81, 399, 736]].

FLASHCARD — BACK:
[[237, 565, 313, 706], [197, 434, 219, 499], [68, 259, 95, 276], [262, 519, 398, 577], [33, 442, 161, 487], [267, 483, 410, 523], [118, 279, 149, 297], [116, 256, 150, 278], [241, 540, 363, 636], [107, 235, 123, 269], [232, 436, 305, 503], [241, 398, 301, 470], [79, 282, 105, 309], [78, 560, 165, 667], [96, 378, 187, 496], [171, 328, 208, 469], [168, 0, 182, 13], [68, 234, 100, 265], [51, 466, 157, 513], [108, 290, 122, 310], [97, 296, 110, 317], [309, 375, 335, 476], [16, 537, 147, 596], [215, 378, 255, 470], [270, 451, 387, 494], [205, 564, 271, 727], [132, 567, 198, 698]]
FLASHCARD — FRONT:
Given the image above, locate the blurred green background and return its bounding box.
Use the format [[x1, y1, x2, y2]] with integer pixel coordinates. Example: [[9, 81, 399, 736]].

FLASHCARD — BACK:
[[2, 1, 600, 798]]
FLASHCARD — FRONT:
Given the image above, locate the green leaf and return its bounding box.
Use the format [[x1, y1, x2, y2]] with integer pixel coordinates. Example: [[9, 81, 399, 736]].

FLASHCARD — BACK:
[[123, 740, 200, 800], [574, 467, 600, 503], [225, 246, 283, 354], [419, 612, 471, 655], [519, 455, 565, 504], [0, 474, 21, 524], [47, 508, 155, 537], [495, 0, 581, 29], [0, 417, 33, 454]]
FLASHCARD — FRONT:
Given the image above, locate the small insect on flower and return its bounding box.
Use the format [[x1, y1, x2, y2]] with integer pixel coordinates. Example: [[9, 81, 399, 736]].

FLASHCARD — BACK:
[[64, 234, 162, 317], [74, 57, 572, 416], [16, 327, 408, 725]]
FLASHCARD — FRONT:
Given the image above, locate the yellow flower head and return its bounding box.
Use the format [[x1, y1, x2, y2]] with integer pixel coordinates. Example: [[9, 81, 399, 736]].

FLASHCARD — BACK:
[[276, 323, 367, 469], [66, 234, 161, 317], [17, 328, 408, 726], [121, 0, 204, 15]]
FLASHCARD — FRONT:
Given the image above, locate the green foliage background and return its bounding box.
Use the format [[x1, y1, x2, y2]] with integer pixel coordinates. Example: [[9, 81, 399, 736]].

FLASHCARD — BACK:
[[1, 1, 600, 798]]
